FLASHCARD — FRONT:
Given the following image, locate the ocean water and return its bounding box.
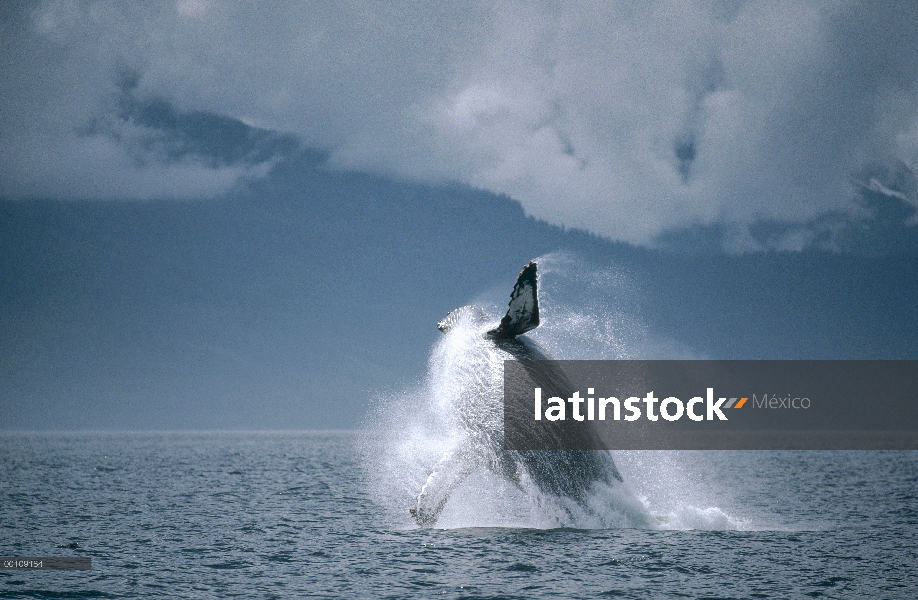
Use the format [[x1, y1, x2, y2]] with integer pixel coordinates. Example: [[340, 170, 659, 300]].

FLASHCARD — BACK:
[[4, 256, 917, 597], [1, 431, 917, 599]]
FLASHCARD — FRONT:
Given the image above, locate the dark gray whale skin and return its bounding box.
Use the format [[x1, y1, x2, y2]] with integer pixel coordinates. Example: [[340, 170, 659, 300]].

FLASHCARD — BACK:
[[497, 335, 623, 496], [410, 262, 623, 526]]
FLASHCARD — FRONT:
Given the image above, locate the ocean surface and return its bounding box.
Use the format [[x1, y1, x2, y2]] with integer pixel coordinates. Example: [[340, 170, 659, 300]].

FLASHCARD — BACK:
[[1, 431, 917, 599]]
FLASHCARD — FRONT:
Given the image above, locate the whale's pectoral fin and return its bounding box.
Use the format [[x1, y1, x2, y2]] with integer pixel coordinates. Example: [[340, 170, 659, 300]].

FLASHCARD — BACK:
[[411, 447, 476, 526], [487, 261, 539, 339]]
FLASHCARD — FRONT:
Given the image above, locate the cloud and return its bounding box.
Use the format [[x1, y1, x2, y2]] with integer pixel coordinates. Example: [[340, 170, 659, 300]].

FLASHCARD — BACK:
[[2, 1, 917, 248]]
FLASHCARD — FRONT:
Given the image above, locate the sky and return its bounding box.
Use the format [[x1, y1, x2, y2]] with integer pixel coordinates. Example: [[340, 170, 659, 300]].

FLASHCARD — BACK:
[[3, 1, 918, 249], [2, 1, 918, 430]]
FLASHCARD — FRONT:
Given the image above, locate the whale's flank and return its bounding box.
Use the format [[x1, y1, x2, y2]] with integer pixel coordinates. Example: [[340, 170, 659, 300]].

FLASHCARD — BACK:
[[411, 260, 631, 527]]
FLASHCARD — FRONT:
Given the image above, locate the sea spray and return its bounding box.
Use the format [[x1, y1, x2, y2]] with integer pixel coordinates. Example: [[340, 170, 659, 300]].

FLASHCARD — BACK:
[[359, 252, 745, 530]]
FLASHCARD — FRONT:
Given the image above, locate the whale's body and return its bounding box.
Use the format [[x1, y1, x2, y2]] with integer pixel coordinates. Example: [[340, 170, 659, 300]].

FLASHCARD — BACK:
[[410, 262, 625, 526]]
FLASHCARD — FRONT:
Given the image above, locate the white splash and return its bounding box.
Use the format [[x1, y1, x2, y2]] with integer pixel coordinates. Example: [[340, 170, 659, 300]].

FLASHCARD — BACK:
[[360, 253, 745, 530]]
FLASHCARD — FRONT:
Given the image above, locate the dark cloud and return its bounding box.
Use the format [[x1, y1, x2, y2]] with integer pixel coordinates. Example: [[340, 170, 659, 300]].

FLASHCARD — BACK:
[[1, 1, 917, 248], [104, 71, 298, 169]]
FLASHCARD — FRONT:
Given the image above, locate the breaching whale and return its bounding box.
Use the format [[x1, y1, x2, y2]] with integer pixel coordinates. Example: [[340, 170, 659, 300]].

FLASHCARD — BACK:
[[409, 261, 625, 526]]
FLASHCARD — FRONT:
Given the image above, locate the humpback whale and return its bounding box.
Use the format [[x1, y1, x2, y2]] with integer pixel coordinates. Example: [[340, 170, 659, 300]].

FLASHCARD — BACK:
[[409, 261, 625, 526]]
